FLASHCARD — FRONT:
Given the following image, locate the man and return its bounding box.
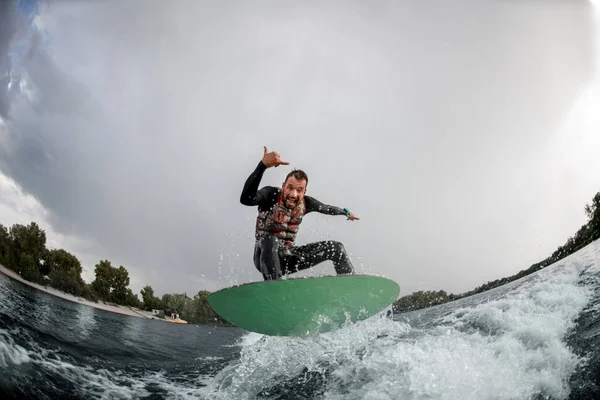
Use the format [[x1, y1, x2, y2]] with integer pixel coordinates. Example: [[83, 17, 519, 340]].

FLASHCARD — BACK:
[[240, 146, 360, 281]]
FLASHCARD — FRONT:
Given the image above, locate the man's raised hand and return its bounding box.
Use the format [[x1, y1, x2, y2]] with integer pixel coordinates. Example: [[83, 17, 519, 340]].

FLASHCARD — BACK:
[[262, 146, 290, 168]]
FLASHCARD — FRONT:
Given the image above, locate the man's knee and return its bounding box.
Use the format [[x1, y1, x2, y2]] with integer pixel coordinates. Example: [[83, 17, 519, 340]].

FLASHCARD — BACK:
[[327, 240, 353, 274], [325, 240, 347, 257]]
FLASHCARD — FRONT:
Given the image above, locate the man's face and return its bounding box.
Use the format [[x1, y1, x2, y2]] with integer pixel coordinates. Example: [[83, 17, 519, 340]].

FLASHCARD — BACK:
[[281, 176, 307, 209]]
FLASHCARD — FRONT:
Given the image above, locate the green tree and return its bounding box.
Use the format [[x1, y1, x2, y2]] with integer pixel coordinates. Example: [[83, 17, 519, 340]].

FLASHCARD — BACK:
[[0, 224, 11, 267], [584, 192, 600, 241], [89, 259, 136, 306], [584, 192, 600, 219], [81, 283, 99, 302], [110, 266, 130, 304], [44, 248, 85, 296], [160, 293, 171, 311], [140, 285, 160, 310], [44, 249, 82, 274], [91, 259, 113, 299], [125, 288, 141, 308], [19, 253, 43, 283], [193, 290, 226, 324], [6, 222, 47, 278], [161, 293, 191, 319]]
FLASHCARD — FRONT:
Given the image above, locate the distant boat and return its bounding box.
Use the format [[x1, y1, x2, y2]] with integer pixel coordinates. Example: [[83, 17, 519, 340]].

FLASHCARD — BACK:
[[166, 312, 188, 324]]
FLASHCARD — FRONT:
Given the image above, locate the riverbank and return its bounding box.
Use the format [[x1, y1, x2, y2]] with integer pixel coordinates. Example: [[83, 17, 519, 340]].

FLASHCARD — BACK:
[[0, 264, 156, 319]]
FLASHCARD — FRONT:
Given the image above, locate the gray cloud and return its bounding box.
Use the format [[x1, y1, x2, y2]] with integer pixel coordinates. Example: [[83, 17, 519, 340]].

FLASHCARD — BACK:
[[0, 0, 596, 297], [0, 1, 22, 119]]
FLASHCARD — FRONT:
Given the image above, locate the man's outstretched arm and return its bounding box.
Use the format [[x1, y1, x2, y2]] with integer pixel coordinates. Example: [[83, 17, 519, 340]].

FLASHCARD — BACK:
[[305, 196, 360, 220]]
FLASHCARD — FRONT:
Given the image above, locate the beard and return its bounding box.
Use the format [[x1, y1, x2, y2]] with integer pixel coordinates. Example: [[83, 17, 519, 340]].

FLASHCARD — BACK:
[[283, 195, 299, 208]]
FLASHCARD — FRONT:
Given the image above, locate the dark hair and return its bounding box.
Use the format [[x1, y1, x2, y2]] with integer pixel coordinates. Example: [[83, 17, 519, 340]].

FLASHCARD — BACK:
[[285, 169, 308, 185]]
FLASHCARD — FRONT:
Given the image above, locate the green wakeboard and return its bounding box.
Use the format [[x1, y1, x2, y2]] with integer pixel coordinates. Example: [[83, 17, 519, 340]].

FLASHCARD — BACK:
[[207, 274, 400, 337]]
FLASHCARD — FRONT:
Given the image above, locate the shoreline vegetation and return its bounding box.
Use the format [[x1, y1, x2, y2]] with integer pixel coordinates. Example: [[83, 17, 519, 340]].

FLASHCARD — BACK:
[[392, 190, 600, 313], [1, 190, 598, 323], [0, 222, 231, 326], [0, 264, 148, 319]]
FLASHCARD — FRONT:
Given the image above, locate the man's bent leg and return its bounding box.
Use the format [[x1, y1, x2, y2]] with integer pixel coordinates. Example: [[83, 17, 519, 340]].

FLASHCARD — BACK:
[[254, 235, 284, 280], [284, 240, 354, 275]]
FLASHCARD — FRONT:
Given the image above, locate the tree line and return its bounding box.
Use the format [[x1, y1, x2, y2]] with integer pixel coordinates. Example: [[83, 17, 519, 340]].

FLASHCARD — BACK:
[[0, 224, 229, 326], [393, 190, 600, 313]]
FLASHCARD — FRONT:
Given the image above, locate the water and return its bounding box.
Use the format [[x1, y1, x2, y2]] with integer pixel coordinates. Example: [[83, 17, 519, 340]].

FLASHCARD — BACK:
[[1, 240, 600, 399]]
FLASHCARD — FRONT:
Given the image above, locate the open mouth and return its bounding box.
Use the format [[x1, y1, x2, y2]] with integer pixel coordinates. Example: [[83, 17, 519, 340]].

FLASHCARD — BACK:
[[285, 197, 298, 207]]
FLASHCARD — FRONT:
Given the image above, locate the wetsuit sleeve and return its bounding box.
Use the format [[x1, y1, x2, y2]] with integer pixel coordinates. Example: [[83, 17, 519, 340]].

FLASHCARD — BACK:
[[240, 161, 275, 207], [304, 196, 347, 216]]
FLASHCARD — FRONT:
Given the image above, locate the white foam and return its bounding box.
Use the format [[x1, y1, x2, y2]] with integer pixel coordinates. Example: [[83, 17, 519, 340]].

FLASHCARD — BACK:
[[202, 241, 600, 400], [0, 328, 32, 367]]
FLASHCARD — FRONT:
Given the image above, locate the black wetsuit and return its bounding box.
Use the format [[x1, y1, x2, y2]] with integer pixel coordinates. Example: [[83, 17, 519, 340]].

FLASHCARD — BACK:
[[240, 161, 355, 281]]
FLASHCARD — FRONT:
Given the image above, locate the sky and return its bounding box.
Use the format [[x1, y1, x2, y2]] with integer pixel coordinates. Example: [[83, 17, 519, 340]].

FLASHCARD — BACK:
[[0, 0, 599, 298]]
